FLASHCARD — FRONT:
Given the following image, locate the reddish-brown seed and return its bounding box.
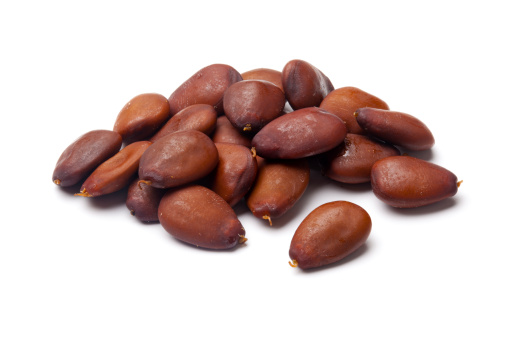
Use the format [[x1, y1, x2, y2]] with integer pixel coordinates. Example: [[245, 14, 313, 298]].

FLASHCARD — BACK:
[[246, 157, 310, 224], [282, 59, 334, 110], [138, 130, 218, 189], [113, 93, 170, 144], [320, 87, 389, 134], [251, 107, 347, 159], [223, 80, 285, 133], [208, 143, 258, 207], [53, 130, 122, 187], [126, 177, 166, 222], [355, 107, 435, 151], [77, 141, 152, 197], [289, 201, 372, 269], [370, 156, 459, 208], [158, 185, 246, 249], [319, 134, 401, 184], [212, 116, 252, 147], [150, 104, 217, 142], [168, 64, 242, 116], [241, 68, 284, 93]]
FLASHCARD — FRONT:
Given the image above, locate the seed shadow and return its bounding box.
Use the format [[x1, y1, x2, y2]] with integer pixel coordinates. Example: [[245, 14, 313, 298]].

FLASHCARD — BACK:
[[85, 187, 130, 210], [165, 233, 248, 252], [295, 242, 371, 274], [402, 148, 434, 161], [382, 196, 460, 216]]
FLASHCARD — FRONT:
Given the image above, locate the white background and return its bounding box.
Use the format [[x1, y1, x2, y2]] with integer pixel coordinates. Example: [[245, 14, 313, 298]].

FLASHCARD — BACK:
[[1, 1, 506, 337]]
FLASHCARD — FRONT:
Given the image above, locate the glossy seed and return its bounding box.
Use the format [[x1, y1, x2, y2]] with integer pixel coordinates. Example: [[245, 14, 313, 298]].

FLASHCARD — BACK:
[[355, 107, 435, 151], [246, 157, 310, 224], [126, 177, 166, 222], [319, 134, 400, 184], [319, 87, 389, 134], [241, 68, 284, 93], [252, 107, 347, 159], [158, 185, 246, 249], [138, 130, 218, 189], [168, 64, 242, 116], [53, 130, 123, 187], [212, 115, 253, 147], [289, 201, 372, 269], [76, 141, 152, 197], [370, 156, 460, 208], [113, 93, 171, 144]]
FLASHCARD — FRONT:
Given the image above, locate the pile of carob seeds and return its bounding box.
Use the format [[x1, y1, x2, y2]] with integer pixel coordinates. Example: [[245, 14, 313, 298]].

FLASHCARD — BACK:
[[52, 60, 462, 270]]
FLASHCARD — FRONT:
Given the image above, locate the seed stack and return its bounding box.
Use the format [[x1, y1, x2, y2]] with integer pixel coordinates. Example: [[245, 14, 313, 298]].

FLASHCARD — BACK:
[[52, 60, 461, 270]]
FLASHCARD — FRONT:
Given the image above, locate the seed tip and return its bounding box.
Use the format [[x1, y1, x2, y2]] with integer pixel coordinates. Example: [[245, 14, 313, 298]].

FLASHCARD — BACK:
[[288, 259, 298, 268], [262, 215, 273, 226], [53, 179, 61, 185], [457, 180, 463, 188]]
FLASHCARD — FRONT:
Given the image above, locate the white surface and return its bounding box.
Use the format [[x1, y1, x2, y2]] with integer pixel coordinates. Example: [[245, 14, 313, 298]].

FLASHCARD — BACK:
[[1, 1, 506, 337]]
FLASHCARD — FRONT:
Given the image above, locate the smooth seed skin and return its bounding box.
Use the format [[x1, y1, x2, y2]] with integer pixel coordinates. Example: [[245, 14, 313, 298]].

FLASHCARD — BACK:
[[252, 107, 347, 159], [150, 104, 217, 142], [282, 59, 334, 110], [139, 130, 219, 189], [319, 87, 389, 134], [241, 68, 284, 93], [53, 130, 123, 187], [208, 143, 258, 207], [168, 64, 242, 116], [212, 116, 252, 147], [319, 134, 401, 184], [246, 157, 310, 221], [355, 107, 435, 151], [371, 156, 458, 208], [113, 93, 171, 144], [289, 201, 372, 269], [223, 80, 285, 134], [126, 178, 166, 222], [158, 185, 246, 249], [79, 141, 152, 197]]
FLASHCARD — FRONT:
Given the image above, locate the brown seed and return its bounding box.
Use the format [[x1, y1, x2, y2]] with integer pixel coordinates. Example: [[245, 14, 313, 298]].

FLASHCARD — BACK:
[[138, 130, 218, 189], [126, 177, 166, 222], [223, 80, 285, 133], [251, 107, 347, 159], [370, 156, 459, 208], [53, 130, 123, 187], [168, 64, 242, 116], [246, 157, 310, 224], [76, 141, 152, 197], [212, 116, 252, 147], [289, 201, 372, 269], [355, 107, 435, 151], [241, 68, 284, 93], [208, 143, 258, 207], [319, 87, 389, 134], [319, 134, 401, 184], [282, 59, 334, 110], [150, 104, 217, 142], [158, 185, 246, 249], [113, 93, 170, 144]]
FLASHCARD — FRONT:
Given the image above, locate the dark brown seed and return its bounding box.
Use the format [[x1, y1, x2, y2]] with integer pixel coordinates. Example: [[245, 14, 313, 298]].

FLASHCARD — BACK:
[[371, 156, 460, 208], [53, 130, 122, 187], [246, 157, 310, 225], [158, 185, 247, 249], [319, 134, 401, 184], [76, 141, 152, 197], [126, 177, 166, 222], [355, 107, 435, 151], [168, 64, 242, 116], [241, 68, 284, 93], [319, 87, 389, 134], [150, 104, 217, 142], [223, 80, 285, 133], [282, 59, 334, 110], [289, 201, 372, 269], [113, 93, 171, 144], [252, 107, 347, 159], [138, 130, 218, 189], [208, 143, 258, 207], [212, 116, 252, 147]]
